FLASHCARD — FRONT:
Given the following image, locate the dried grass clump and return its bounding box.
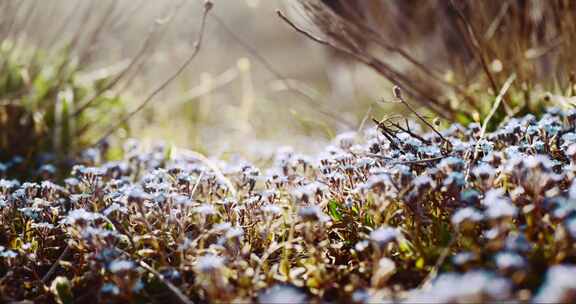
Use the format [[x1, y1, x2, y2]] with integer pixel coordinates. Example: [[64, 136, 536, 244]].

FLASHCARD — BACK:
[[282, 1, 576, 124]]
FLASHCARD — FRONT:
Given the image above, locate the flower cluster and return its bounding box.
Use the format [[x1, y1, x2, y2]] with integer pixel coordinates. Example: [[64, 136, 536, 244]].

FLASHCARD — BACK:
[[3, 107, 576, 302]]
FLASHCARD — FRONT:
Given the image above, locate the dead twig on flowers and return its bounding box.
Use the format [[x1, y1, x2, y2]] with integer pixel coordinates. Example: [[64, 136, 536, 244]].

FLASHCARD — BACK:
[[464, 73, 516, 181]]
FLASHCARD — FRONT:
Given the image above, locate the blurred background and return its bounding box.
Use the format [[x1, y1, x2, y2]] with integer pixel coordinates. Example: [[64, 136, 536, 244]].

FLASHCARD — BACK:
[[2, 0, 575, 171], [1, 0, 391, 160]]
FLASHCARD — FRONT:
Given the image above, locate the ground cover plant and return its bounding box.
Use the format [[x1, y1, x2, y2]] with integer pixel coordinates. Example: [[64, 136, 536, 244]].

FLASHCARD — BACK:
[[3, 98, 576, 302], [4, 0, 576, 303]]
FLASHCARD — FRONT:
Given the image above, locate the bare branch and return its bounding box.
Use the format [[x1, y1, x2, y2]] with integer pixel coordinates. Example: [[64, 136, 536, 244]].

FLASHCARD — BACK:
[[277, 9, 453, 120], [91, 1, 214, 147], [464, 73, 516, 181], [212, 13, 354, 129], [392, 86, 450, 145]]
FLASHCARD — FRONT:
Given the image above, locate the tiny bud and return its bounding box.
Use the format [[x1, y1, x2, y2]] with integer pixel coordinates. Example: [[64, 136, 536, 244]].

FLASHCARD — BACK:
[[392, 86, 402, 99]]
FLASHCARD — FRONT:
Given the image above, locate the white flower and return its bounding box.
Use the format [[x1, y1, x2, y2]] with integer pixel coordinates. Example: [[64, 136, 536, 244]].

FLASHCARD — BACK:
[[31, 222, 55, 230], [370, 227, 401, 247], [482, 189, 517, 219], [195, 255, 225, 273], [194, 204, 217, 215], [405, 271, 511, 303], [262, 204, 282, 215], [297, 205, 330, 222], [292, 182, 328, 202], [495, 252, 526, 270], [127, 186, 151, 202], [225, 227, 243, 239], [355, 240, 370, 252], [214, 222, 232, 232], [258, 284, 308, 304], [109, 260, 135, 273], [485, 200, 517, 219], [451, 207, 484, 226], [534, 265, 576, 303], [61, 209, 102, 225], [0, 247, 17, 258]]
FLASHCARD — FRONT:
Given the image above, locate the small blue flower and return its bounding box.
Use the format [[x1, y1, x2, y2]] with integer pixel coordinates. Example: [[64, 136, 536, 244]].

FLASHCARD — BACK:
[[452, 207, 484, 227], [194, 204, 217, 215], [534, 265, 576, 303], [61, 209, 102, 225], [108, 259, 136, 273], [370, 227, 401, 248], [495, 252, 526, 270], [258, 284, 308, 304], [195, 255, 225, 273], [565, 217, 576, 239], [504, 233, 532, 253], [298, 205, 330, 222], [101, 283, 120, 296]]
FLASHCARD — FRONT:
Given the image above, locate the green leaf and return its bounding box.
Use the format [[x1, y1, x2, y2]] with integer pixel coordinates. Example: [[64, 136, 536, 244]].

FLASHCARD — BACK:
[[50, 276, 73, 304], [439, 222, 452, 247], [416, 257, 426, 269], [328, 199, 343, 221], [454, 111, 473, 126], [364, 213, 374, 227]]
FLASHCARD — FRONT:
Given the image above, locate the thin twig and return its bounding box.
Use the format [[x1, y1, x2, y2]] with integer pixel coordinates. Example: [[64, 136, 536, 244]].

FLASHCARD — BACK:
[[103, 213, 193, 304], [365, 153, 450, 166], [418, 236, 456, 289], [46, 1, 84, 51], [449, 1, 499, 94], [137, 259, 193, 304], [372, 118, 402, 152], [41, 244, 70, 284], [91, 1, 214, 147], [112, 0, 189, 97], [314, 1, 480, 111], [464, 73, 516, 181], [212, 12, 354, 128], [479, 74, 516, 139], [357, 105, 373, 133], [392, 86, 449, 144], [190, 170, 205, 199], [280, 5, 454, 119], [484, 0, 511, 40], [448, 0, 512, 115], [72, 20, 161, 118], [173, 147, 237, 197], [171, 66, 239, 106], [78, 1, 119, 66], [389, 121, 431, 145], [110, 243, 192, 304], [390, 155, 449, 166]]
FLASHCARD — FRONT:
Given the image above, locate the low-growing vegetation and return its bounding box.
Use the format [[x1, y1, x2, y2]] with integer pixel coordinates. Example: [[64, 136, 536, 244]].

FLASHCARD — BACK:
[[4, 0, 576, 303], [3, 99, 576, 302]]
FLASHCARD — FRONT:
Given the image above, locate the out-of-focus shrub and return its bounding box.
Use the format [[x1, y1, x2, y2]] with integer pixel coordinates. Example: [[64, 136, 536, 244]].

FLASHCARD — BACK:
[[0, 41, 128, 179], [288, 1, 576, 126]]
